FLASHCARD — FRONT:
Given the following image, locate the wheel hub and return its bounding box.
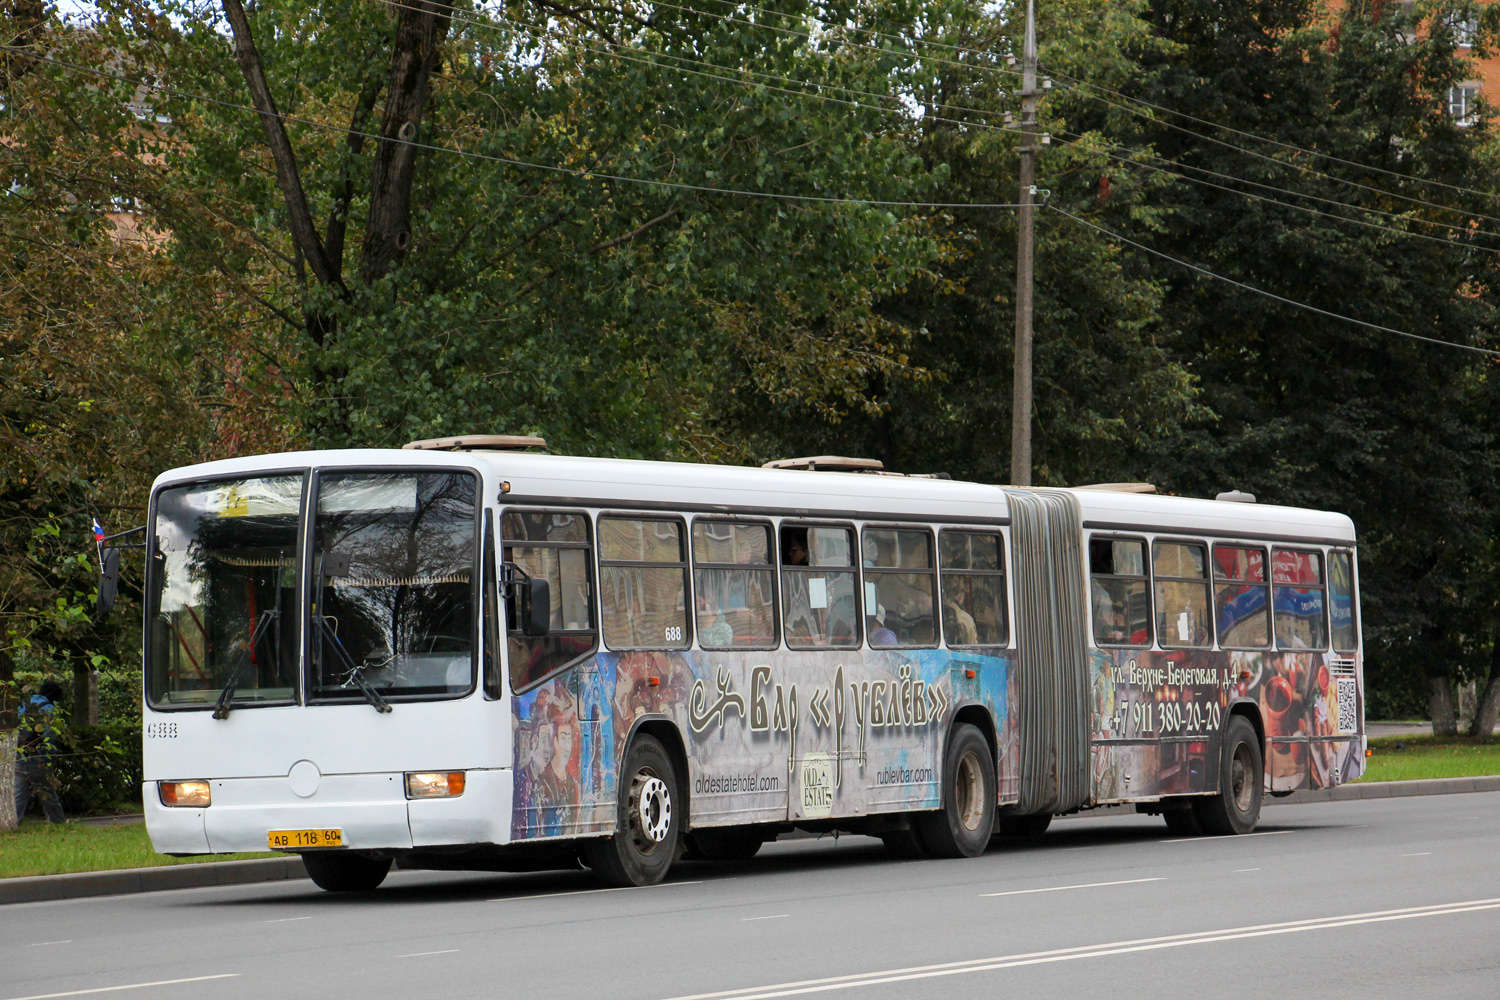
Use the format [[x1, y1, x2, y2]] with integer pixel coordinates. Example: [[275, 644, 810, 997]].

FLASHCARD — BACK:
[[631, 771, 672, 850], [955, 750, 985, 832], [1230, 742, 1254, 813]]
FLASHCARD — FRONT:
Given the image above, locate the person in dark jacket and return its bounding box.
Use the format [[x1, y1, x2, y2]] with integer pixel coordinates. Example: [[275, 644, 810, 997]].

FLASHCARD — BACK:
[[14, 679, 66, 824]]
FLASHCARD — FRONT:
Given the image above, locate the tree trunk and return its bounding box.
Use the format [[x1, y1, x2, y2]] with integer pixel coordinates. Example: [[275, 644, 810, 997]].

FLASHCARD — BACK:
[[1469, 620, 1500, 739], [360, 0, 452, 284], [0, 730, 15, 831], [1429, 675, 1458, 736], [0, 642, 15, 827], [220, 0, 345, 293]]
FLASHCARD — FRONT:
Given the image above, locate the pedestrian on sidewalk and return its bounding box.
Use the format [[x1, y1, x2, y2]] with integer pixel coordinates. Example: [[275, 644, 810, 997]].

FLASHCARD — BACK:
[[14, 679, 66, 824]]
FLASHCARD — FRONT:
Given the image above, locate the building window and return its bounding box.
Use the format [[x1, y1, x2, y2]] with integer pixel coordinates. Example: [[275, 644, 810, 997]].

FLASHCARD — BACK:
[[1444, 12, 1480, 48], [1447, 84, 1480, 126]]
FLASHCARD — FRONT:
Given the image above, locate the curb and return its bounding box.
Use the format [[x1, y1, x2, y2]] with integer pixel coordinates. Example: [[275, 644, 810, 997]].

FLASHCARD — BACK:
[[4, 776, 1498, 905], [1270, 774, 1500, 804], [0, 856, 307, 905]]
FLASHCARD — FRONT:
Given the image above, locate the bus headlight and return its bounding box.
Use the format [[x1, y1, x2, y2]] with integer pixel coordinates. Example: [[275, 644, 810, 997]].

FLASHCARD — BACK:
[[405, 771, 466, 799], [159, 780, 211, 807]]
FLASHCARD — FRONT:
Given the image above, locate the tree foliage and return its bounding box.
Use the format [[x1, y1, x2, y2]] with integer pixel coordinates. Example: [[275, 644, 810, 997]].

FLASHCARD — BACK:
[[2, 0, 1499, 744]]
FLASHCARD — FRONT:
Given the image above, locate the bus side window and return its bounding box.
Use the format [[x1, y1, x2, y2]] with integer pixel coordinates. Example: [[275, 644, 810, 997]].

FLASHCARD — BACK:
[[692, 520, 776, 649], [502, 510, 598, 692], [781, 524, 860, 648], [938, 530, 1008, 647], [1212, 544, 1270, 649], [1089, 537, 1150, 647], [1273, 549, 1328, 650], [598, 516, 691, 650], [1153, 540, 1212, 649], [862, 527, 938, 648], [1328, 550, 1358, 653]]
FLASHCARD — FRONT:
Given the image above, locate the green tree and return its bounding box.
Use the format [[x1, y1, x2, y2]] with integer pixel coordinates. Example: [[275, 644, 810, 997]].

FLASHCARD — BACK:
[[1065, 0, 1500, 729]]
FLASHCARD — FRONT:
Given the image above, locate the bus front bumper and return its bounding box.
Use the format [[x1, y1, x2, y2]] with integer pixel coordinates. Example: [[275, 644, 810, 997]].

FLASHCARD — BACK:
[[142, 769, 513, 855]]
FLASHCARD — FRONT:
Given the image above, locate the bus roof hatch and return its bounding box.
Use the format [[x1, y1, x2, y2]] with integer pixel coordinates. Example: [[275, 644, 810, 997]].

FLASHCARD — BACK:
[[402, 434, 549, 452]]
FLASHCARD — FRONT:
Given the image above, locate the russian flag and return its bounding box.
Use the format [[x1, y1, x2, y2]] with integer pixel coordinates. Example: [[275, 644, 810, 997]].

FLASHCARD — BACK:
[[93, 518, 106, 543]]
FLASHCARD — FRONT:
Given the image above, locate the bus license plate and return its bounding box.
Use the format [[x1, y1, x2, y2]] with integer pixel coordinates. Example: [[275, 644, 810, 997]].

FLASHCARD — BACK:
[[268, 828, 343, 849]]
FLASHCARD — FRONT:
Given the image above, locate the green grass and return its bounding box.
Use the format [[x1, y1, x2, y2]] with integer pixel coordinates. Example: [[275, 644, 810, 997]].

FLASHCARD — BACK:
[[1358, 735, 1500, 782], [0, 821, 279, 879]]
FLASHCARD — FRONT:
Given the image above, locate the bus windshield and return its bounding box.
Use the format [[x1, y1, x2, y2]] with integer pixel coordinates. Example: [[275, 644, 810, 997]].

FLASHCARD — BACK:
[[147, 475, 304, 708], [309, 470, 478, 702]]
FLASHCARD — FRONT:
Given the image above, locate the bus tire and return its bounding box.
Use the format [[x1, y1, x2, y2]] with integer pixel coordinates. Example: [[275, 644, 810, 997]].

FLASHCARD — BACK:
[[301, 852, 391, 892], [582, 734, 681, 886], [994, 812, 1051, 838], [1194, 715, 1263, 835], [1162, 806, 1203, 836], [880, 824, 930, 859], [687, 828, 763, 862], [914, 723, 996, 858]]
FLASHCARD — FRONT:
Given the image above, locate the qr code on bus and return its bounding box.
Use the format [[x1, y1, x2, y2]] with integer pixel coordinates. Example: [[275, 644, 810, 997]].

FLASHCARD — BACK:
[[1336, 678, 1358, 735]]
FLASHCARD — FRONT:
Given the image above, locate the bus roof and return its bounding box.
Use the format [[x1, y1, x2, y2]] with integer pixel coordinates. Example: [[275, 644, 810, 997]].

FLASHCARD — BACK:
[[153, 449, 1356, 544]]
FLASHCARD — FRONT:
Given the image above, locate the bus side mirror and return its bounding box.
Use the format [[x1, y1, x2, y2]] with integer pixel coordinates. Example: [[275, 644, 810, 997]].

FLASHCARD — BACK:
[[96, 547, 121, 623], [522, 577, 550, 637], [504, 562, 550, 638]]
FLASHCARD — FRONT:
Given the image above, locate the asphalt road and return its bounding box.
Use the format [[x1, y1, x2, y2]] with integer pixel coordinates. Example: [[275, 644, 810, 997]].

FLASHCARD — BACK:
[[4, 792, 1499, 1000]]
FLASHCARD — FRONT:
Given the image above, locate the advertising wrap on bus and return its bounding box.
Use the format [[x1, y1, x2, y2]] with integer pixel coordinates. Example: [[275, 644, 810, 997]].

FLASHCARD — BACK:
[[510, 647, 1015, 841]]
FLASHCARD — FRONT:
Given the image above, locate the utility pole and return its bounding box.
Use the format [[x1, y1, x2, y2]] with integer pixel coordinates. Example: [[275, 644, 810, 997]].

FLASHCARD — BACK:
[[1009, 0, 1039, 488]]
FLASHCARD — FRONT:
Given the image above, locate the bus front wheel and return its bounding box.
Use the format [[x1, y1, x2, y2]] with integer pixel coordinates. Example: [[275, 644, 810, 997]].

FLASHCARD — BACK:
[[583, 734, 682, 886], [1194, 715, 1264, 835], [301, 852, 391, 892], [915, 723, 996, 858]]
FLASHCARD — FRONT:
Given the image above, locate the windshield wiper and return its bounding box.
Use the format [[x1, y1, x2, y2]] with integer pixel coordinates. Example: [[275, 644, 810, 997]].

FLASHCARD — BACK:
[[212, 609, 279, 720], [318, 616, 392, 714]]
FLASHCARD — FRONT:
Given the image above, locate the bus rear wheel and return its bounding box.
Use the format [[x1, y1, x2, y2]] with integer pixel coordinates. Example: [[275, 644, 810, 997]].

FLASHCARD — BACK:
[[1194, 715, 1264, 835], [582, 734, 682, 886], [915, 723, 996, 858], [301, 852, 391, 892]]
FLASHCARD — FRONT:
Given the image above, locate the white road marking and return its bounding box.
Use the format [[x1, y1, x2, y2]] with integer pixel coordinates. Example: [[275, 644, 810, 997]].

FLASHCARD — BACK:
[[5, 974, 240, 1000], [1232, 868, 1261, 873], [980, 878, 1164, 897], [1161, 830, 1292, 844], [398, 950, 461, 958], [262, 916, 312, 923], [490, 880, 702, 902], [660, 898, 1500, 1000], [26, 942, 72, 947], [1402, 852, 1432, 857], [741, 914, 790, 922]]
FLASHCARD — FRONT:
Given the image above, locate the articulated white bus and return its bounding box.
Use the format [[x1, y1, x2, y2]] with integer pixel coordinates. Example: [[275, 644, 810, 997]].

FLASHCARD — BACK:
[[135, 439, 1364, 890]]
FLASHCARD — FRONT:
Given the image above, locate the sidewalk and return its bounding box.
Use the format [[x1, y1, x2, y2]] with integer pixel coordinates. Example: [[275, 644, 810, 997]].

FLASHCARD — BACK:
[[4, 775, 1498, 906]]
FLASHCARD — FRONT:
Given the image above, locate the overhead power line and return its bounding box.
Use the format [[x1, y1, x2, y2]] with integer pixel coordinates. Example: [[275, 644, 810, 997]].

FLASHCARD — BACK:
[[1048, 205, 1500, 358], [0, 46, 1024, 210], [414, 0, 1500, 251], [1050, 132, 1500, 255], [1043, 65, 1500, 210]]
